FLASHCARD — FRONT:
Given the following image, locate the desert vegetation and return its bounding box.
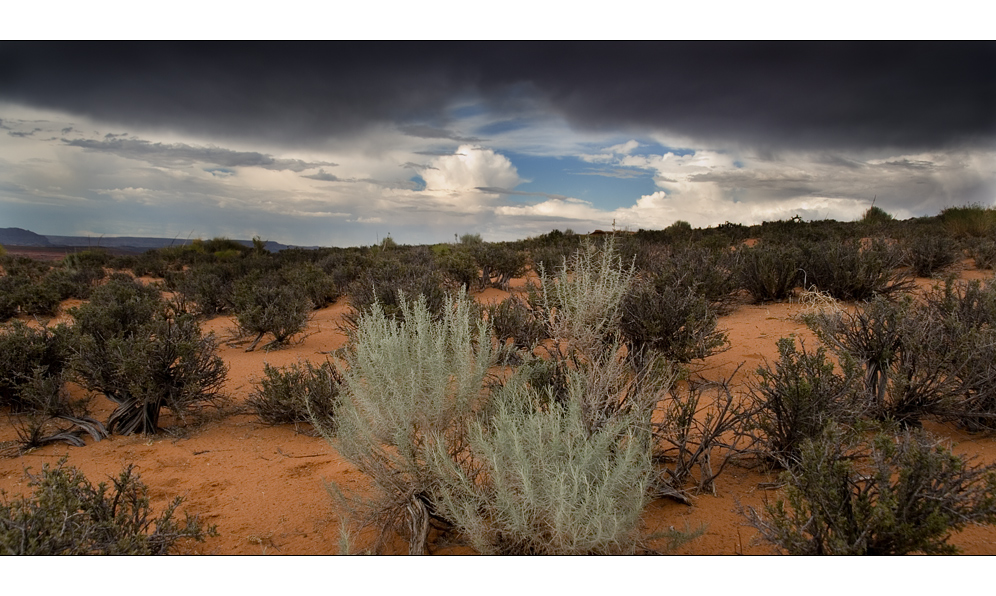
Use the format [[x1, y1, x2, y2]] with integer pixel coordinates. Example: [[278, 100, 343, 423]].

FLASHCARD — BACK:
[[2, 205, 996, 555]]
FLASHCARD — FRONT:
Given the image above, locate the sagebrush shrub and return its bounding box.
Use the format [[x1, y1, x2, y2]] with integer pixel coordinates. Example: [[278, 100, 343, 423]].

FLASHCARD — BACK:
[[232, 275, 311, 351], [430, 382, 652, 555], [744, 426, 996, 555], [902, 234, 960, 277], [734, 243, 800, 302], [620, 277, 728, 364], [485, 294, 546, 353], [747, 338, 862, 468], [798, 239, 911, 301], [534, 238, 635, 357], [249, 360, 340, 429], [0, 460, 216, 555], [323, 290, 498, 554], [805, 295, 957, 426]]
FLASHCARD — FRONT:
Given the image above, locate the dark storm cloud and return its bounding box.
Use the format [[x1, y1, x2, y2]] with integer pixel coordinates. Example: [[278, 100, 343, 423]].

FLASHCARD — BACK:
[[62, 137, 336, 171], [1, 42, 993, 150]]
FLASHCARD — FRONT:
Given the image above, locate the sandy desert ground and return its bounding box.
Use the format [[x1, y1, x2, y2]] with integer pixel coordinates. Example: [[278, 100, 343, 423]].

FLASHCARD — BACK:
[[2, 258, 996, 555]]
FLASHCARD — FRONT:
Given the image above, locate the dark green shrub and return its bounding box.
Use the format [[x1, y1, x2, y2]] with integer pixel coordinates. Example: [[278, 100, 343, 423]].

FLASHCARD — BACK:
[[969, 240, 996, 270], [283, 263, 338, 309], [45, 263, 106, 300], [1, 460, 216, 555], [941, 204, 996, 238], [62, 249, 111, 270], [231, 275, 311, 351], [805, 296, 958, 427], [13, 279, 62, 317], [747, 338, 862, 468], [0, 255, 50, 280], [130, 250, 170, 277], [861, 205, 894, 225], [248, 360, 341, 429], [74, 314, 227, 435], [652, 375, 756, 500], [70, 278, 227, 435], [529, 245, 578, 277], [923, 280, 996, 430], [0, 321, 72, 412], [435, 245, 479, 290], [70, 275, 163, 338], [171, 263, 239, 316], [902, 234, 960, 277], [620, 278, 728, 364], [734, 243, 801, 302], [346, 248, 446, 324], [0, 277, 17, 321], [471, 243, 527, 290], [799, 240, 911, 301], [744, 426, 996, 555], [485, 294, 546, 353], [637, 246, 737, 310]]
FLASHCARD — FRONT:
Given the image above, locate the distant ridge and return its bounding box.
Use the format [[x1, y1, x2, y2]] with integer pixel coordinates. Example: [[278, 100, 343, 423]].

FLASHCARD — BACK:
[[0, 228, 52, 247], [1, 228, 307, 252]]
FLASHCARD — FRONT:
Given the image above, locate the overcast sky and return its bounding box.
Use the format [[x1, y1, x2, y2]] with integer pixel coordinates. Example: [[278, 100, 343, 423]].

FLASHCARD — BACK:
[[1, 41, 994, 247]]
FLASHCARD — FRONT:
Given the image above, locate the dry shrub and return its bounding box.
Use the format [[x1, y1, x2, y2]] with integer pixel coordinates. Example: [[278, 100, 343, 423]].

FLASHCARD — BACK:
[[1, 459, 216, 554], [744, 425, 996, 555]]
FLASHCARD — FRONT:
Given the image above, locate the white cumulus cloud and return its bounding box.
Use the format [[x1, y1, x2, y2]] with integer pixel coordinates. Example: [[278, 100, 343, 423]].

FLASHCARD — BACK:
[[421, 145, 520, 192]]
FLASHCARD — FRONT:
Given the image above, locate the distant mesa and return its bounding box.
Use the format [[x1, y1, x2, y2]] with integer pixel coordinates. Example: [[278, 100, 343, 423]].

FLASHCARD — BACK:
[[0, 227, 300, 252], [0, 227, 52, 247]]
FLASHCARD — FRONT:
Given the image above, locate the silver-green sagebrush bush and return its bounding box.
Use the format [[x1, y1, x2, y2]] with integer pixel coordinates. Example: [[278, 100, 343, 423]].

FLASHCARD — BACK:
[[429, 371, 654, 555], [533, 237, 635, 357], [319, 289, 498, 555]]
